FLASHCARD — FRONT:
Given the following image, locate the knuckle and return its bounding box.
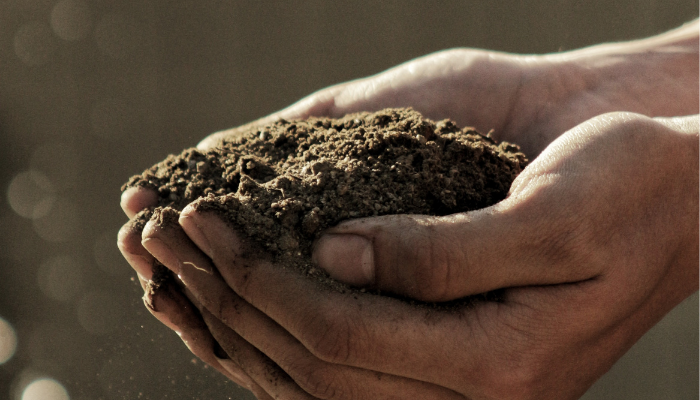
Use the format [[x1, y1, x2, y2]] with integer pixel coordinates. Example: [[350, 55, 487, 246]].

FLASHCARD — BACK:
[[412, 251, 448, 300], [300, 311, 354, 365], [291, 364, 349, 400], [384, 216, 453, 301], [299, 303, 373, 367], [407, 226, 453, 301]]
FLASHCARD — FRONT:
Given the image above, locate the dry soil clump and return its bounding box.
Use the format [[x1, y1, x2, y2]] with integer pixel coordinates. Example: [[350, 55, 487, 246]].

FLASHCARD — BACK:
[[123, 108, 527, 293]]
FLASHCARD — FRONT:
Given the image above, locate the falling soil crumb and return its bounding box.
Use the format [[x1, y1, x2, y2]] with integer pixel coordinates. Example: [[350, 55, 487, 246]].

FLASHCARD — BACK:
[[123, 108, 527, 307]]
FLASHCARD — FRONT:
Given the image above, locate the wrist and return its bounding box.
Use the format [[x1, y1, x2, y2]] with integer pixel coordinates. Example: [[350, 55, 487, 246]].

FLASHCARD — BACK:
[[657, 115, 699, 302]]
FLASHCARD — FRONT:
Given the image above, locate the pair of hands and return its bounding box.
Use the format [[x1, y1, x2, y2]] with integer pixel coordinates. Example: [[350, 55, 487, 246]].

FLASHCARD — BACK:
[[119, 22, 699, 400]]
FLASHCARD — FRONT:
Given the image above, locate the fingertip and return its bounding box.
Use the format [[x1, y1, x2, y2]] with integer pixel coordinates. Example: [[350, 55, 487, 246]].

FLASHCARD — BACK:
[[179, 206, 243, 261], [313, 233, 375, 287], [178, 206, 212, 256], [143, 289, 183, 333], [140, 218, 160, 241], [117, 221, 134, 249], [118, 222, 155, 280], [178, 203, 197, 222], [178, 203, 206, 227], [121, 186, 159, 219]]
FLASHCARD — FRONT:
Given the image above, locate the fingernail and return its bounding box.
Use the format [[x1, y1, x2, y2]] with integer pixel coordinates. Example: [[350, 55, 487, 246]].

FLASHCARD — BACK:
[[121, 186, 159, 219], [179, 208, 213, 257], [313, 234, 374, 287]]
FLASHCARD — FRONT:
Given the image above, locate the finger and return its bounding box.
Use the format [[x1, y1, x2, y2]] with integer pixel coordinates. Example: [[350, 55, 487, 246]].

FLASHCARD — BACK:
[[179, 207, 625, 399], [118, 210, 157, 280], [310, 117, 689, 303], [144, 211, 467, 399], [142, 276, 253, 389], [121, 186, 159, 219], [248, 383, 277, 400], [200, 308, 317, 400], [140, 215, 316, 399], [312, 199, 601, 302], [178, 207, 496, 392], [120, 208, 254, 389], [170, 269, 309, 400]]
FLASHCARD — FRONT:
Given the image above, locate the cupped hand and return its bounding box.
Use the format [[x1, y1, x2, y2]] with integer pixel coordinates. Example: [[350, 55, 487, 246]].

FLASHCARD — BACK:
[[139, 113, 698, 399], [196, 35, 698, 157], [117, 21, 698, 399], [121, 20, 698, 215]]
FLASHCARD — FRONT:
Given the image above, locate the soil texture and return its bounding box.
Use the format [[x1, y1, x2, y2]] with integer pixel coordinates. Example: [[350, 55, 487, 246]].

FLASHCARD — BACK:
[[123, 108, 527, 299]]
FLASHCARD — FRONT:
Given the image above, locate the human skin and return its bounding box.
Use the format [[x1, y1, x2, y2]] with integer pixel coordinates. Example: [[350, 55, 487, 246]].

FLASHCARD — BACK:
[[119, 21, 698, 399]]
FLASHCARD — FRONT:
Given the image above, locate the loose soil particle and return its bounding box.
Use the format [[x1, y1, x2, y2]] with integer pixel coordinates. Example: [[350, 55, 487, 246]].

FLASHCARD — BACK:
[[124, 108, 528, 304]]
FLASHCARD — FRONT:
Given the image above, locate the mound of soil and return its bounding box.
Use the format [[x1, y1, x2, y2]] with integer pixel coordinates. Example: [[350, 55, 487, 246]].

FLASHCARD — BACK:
[[123, 108, 527, 294]]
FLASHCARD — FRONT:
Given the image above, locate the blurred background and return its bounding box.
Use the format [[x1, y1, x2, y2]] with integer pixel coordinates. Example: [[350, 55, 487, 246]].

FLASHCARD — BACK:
[[0, 1, 697, 399]]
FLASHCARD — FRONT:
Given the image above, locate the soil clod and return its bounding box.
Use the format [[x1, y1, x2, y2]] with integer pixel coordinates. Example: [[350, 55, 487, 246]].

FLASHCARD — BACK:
[[123, 108, 528, 301]]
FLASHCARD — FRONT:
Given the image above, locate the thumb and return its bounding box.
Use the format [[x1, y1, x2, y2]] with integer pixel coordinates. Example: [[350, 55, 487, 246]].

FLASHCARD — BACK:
[[313, 212, 504, 302], [312, 203, 597, 302]]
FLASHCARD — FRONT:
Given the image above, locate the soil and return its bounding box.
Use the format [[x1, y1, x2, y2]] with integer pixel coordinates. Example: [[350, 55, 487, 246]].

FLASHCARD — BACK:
[[123, 108, 527, 302]]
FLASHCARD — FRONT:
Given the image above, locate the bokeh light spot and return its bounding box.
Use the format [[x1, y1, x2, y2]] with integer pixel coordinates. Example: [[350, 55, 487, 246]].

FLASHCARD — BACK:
[[14, 21, 58, 66], [94, 14, 142, 59], [51, 0, 93, 41], [32, 197, 79, 242], [38, 255, 84, 302], [0, 317, 18, 365], [21, 378, 70, 400], [7, 171, 56, 219]]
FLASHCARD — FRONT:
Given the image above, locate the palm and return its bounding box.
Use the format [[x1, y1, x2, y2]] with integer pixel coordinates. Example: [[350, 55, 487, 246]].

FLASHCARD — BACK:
[[197, 46, 697, 158]]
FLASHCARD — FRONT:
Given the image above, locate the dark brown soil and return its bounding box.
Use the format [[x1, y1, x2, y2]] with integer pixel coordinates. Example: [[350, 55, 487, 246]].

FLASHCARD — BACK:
[[123, 108, 527, 299]]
